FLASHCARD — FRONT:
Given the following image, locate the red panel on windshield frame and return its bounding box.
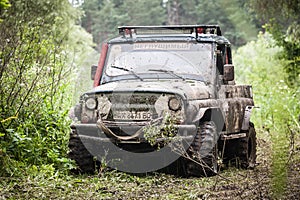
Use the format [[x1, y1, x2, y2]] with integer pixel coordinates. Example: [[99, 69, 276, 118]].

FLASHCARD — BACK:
[[93, 43, 108, 87]]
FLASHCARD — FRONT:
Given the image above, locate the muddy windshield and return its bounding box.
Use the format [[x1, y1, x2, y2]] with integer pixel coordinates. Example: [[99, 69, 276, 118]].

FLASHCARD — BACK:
[[103, 42, 213, 81]]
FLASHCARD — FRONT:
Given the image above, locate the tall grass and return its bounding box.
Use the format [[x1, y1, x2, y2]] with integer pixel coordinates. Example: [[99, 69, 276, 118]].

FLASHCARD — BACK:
[[233, 33, 300, 198]]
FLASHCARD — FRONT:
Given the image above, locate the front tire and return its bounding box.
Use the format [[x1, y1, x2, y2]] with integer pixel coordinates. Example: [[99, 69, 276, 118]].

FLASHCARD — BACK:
[[68, 129, 95, 174], [185, 121, 219, 177]]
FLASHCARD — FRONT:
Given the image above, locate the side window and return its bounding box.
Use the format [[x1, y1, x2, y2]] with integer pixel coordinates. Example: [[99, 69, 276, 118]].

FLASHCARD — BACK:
[[216, 45, 233, 85], [225, 45, 232, 64], [216, 45, 225, 74]]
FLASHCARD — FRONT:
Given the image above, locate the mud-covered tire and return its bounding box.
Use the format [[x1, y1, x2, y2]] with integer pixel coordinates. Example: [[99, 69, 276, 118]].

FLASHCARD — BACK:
[[185, 121, 219, 177], [68, 129, 95, 174], [222, 122, 257, 169], [237, 122, 257, 169]]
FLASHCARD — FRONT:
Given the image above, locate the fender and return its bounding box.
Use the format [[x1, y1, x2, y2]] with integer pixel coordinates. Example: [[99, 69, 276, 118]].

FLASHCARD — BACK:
[[192, 107, 209, 123], [192, 107, 225, 131], [241, 105, 254, 130]]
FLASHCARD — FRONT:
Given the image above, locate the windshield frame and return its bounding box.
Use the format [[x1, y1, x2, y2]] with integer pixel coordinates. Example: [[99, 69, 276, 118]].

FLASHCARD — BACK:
[[100, 41, 215, 84]]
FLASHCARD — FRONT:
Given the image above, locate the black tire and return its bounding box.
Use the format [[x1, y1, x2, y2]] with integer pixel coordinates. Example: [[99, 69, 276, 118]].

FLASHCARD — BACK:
[[222, 122, 257, 169], [237, 122, 257, 169], [185, 121, 219, 177], [68, 129, 95, 174]]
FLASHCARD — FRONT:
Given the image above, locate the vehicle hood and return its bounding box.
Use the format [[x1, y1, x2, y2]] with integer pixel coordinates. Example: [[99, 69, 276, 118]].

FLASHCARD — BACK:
[[87, 80, 211, 100]]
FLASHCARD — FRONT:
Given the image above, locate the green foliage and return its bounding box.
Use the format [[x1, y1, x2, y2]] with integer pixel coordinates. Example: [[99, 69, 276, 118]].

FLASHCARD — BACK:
[[234, 33, 299, 136], [66, 24, 98, 103], [246, 0, 300, 32], [118, 0, 167, 26], [81, 0, 166, 49], [143, 113, 177, 148], [0, 105, 75, 177], [0, 0, 10, 8], [195, 0, 244, 46], [247, 0, 300, 88], [0, 0, 10, 22], [220, 0, 258, 44], [234, 33, 300, 198], [80, 0, 259, 48], [0, 0, 94, 177]]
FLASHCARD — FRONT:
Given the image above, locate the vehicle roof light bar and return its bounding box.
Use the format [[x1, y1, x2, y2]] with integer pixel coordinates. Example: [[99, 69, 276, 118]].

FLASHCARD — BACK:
[[118, 25, 222, 38]]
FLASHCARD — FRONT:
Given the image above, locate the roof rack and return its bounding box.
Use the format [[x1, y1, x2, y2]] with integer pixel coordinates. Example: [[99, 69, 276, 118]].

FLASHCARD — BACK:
[[118, 25, 222, 38]]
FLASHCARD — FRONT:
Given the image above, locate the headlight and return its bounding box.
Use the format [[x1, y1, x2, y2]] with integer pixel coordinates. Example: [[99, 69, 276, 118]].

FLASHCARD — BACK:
[[168, 97, 181, 111], [85, 98, 97, 110]]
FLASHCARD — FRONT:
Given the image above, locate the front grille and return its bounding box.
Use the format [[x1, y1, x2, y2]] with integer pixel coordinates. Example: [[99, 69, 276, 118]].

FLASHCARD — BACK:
[[103, 92, 160, 121], [81, 91, 184, 125], [95, 92, 184, 135]]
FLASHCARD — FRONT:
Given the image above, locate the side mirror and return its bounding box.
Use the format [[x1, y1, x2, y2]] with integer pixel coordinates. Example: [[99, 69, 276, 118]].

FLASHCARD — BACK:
[[223, 64, 234, 81], [91, 65, 97, 80]]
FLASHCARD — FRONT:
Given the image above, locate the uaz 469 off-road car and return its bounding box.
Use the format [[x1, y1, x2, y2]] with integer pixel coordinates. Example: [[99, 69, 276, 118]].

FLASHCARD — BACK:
[[69, 25, 256, 176]]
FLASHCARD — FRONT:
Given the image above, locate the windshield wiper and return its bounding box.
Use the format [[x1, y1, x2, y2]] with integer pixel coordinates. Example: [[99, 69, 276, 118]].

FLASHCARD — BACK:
[[111, 65, 143, 81], [148, 69, 185, 81]]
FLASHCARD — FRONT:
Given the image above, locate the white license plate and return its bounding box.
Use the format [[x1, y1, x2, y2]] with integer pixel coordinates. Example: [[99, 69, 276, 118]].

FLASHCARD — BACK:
[[113, 111, 152, 120]]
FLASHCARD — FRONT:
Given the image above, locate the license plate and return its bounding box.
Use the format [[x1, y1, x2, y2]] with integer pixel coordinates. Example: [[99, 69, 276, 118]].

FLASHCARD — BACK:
[[113, 111, 152, 120]]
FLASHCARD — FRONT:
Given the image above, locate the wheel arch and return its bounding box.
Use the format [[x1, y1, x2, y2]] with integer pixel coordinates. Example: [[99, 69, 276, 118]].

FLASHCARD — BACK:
[[193, 107, 225, 132]]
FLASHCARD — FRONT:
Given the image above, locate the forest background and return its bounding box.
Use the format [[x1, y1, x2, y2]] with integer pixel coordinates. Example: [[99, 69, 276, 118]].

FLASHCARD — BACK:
[[0, 0, 299, 199]]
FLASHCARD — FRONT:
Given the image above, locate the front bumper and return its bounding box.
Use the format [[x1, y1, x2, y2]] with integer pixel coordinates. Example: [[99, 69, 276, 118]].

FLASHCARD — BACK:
[[70, 121, 197, 144], [70, 119, 199, 172]]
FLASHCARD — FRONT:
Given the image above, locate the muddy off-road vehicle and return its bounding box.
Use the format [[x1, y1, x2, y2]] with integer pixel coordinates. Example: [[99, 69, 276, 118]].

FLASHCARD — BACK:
[[69, 25, 257, 176]]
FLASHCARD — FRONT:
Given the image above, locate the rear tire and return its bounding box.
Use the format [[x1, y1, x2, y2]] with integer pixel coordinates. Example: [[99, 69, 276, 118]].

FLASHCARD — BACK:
[[185, 121, 219, 177], [238, 122, 257, 169], [222, 122, 257, 169]]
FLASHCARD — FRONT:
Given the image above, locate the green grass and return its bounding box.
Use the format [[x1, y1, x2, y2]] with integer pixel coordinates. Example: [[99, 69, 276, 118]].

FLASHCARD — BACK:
[[270, 129, 289, 199], [0, 167, 273, 199], [2, 127, 299, 199], [0, 130, 275, 200]]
